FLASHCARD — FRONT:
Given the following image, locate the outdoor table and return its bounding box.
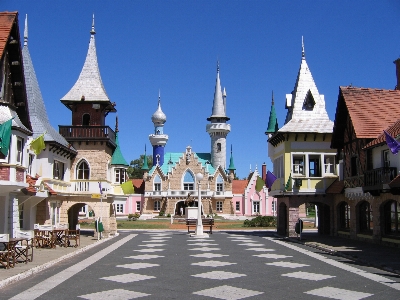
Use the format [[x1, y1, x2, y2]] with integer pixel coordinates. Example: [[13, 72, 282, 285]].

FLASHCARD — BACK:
[[51, 229, 66, 247], [0, 239, 17, 269], [11, 237, 30, 264]]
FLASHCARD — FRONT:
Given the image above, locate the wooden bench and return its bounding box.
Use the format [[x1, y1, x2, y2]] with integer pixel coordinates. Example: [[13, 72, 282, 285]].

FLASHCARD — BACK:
[[186, 218, 214, 234]]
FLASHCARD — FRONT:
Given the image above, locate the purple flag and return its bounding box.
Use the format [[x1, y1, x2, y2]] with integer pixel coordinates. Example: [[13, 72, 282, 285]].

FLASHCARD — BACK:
[[98, 182, 103, 194], [266, 171, 277, 189], [384, 130, 400, 155]]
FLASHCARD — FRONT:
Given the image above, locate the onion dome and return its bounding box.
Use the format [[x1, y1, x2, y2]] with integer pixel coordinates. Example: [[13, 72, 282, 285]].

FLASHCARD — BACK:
[[151, 92, 167, 125]]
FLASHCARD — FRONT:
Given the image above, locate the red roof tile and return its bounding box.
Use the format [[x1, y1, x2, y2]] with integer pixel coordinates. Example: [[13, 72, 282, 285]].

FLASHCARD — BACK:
[[232, 180, 248, 194], [364, 118, 400, 149], [131, 179, 145, 194], [0, 12, 17, 59], [340, 87, 400, 139], [325, 179, 344, 194]]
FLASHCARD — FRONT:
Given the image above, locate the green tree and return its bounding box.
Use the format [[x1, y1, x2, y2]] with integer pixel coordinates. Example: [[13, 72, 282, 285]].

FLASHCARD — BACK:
[[127, 155, 153, 179]]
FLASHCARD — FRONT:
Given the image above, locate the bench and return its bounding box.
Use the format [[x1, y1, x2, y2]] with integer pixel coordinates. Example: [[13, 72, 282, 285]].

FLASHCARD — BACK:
[[186, 218, 214, 234]]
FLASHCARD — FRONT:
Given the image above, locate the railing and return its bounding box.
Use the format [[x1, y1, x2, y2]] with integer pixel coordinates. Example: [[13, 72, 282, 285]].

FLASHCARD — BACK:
[[344, 175, 364, 188], [59, 126, 116, 145], [364, 167, 397, 188]]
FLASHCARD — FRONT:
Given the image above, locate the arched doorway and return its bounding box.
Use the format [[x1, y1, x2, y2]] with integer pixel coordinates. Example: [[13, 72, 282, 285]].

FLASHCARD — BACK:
[[278, 202, 287, 236], [68, 203, 86, 230], [383, 200, 400, 237], [358, 201, 373, 234], [317, 203, 331, 235]]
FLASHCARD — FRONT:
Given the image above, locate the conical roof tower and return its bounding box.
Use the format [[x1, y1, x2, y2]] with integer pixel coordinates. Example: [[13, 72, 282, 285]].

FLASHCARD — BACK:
[[265, 91, 278, 135], [111, 116, 128, 166]]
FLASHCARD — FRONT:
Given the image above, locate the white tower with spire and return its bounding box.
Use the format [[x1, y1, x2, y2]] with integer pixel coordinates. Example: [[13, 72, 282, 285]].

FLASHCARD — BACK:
[[206, 62, 231, 170]]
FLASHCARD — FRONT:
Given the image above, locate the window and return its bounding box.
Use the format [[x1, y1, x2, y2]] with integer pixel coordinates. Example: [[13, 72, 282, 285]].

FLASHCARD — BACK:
[[383, 150, 390, 168], [216, 175, 223, 192], [303, 90, 315, 110], [53, 160, 65, 180], [80, 206, 86, 213], [359, 201, 373, 233], [154, 200, 161, 211], [384, 201, 400, 236], [82, 114, 90, 126], [116, 204, 124, 213], [253, 201, 260, 214], [27, 154, 34, 175], [272, 200, 276, 214], [115, 168, 126, 184], [76, 160, 90, 179], [154, 175, 161, 191], [324, 155, 335, 174], [293, 155, 304, 175], [16, 137, 24, 165], [19, 204, 24, 229], [217, 143, 221, 152], [136, 201, 141, 212], [183, 171, 194, 190], [235, 201, 240, 211], [216, 201, 223, 211], [339, 202, 350, 230], [309, 155, 321, 177]]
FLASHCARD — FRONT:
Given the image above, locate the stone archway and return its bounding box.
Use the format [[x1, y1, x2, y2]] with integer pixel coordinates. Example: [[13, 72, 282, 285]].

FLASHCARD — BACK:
[[278, 202, 287, 236], [68, 203, 85, 230]]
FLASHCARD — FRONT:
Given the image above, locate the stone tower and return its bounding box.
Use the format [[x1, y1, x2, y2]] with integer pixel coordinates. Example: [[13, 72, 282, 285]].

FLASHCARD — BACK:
[[206, 63, 231, 170], [149, 92, 168, 166]]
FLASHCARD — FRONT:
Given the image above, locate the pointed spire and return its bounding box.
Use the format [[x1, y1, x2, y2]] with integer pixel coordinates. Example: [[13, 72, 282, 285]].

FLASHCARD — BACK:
[[90, 14, 96, 35], [266, 91, 278, 134], [141, 145, 149, 170], [111, 130, 128, 166], [208, 61, 229, 120], [228, 144, 236, 171], [151, 91, 166, 125], [24, 14, 28, 46], [302, 36, 305, 59]]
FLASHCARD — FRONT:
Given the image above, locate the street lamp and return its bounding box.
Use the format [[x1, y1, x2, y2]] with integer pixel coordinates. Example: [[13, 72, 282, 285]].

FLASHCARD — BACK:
[[193, 172, 208, 237]]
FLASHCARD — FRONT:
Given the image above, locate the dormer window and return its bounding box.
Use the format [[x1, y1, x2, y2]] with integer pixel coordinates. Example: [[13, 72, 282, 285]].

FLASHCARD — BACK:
[[216, 175, 223, 191], [183, 170, 194, 190], [154, 175, 161, 191], [303, 90, 315, 111], [115, 168, 126, 184]]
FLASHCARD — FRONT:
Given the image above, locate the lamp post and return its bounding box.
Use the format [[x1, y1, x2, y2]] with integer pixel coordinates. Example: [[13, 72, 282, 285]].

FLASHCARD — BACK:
[[193, 172, 208, 237]]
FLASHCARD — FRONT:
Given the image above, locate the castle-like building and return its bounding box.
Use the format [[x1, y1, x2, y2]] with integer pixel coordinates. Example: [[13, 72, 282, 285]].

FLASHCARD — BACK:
[[137, 64, 235, 217]]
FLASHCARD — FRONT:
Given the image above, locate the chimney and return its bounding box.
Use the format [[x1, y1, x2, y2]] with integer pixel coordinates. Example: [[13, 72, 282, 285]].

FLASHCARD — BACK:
[[394, 58, 400, 90], [261, 163, 267, 182]]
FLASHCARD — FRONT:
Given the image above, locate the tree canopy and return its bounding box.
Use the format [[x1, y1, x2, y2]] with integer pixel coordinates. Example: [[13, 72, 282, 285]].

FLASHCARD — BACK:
[[127, 155, 153, 179]]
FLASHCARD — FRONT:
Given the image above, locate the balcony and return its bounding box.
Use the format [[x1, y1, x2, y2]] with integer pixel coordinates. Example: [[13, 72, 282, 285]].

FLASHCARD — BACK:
[[363, 167, 397, 193], [59, 126, 116, 147], [344, 175, 364, 188]]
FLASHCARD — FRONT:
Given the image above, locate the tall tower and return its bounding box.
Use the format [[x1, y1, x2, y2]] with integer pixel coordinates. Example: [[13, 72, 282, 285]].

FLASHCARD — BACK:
[[149, 92, 168, 166], [206, 62, 231, 169]]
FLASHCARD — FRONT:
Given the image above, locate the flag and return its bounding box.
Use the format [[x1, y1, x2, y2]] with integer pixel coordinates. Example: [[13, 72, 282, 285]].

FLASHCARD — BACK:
[[284, 173, 292, 192], [384, 130, 400, 155], [121, 180, 135, 194], [30, 133, 46, 155], [255, 176, 265, 192], [0, 118, 13, 156], [266, 171, 277, 189]]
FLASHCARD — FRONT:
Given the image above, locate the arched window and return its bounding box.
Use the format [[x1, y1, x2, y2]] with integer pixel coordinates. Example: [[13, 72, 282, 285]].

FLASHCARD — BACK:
[[82, 114, 90, 126], [384, 200, 400, 236], [217, 143, 221, 152], [338, 202, 350, 231], [183, 170, 194, 190], [359, 201, 373, 233], [154, 175, 161, 191], [76, 160, 90, 179], [216, 175, 223, 192]]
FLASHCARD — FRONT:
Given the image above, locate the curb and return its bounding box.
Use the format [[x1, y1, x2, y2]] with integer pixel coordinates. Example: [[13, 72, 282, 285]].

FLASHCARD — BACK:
[[0, 235, 116, 290], [273, 234, 400, 276]]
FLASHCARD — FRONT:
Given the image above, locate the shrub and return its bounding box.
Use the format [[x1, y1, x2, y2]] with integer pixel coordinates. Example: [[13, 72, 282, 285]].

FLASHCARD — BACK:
[[159, 211, 165, 217], [243, 216, 277, 227], [167, 213, 171, 217], [128, 213, 140, 221]]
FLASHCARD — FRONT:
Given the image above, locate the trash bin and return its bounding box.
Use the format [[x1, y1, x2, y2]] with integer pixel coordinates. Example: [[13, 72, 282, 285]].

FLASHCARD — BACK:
[[89, 211, 93, 217], [295, 219, 303, 234]]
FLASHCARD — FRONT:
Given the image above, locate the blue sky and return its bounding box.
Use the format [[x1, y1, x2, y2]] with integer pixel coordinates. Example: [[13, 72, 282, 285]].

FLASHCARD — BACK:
[[3, 1, 400, 178]]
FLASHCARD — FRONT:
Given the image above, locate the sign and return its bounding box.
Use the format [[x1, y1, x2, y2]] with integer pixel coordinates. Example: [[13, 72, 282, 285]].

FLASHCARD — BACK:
[[91, 193, 101, 199]]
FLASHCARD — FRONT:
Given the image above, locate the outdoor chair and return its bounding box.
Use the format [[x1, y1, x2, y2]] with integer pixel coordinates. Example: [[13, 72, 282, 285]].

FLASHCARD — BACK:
[[15, 230, 34, 263], [63, 224, 80, 248], [0, 234, 16, 269]]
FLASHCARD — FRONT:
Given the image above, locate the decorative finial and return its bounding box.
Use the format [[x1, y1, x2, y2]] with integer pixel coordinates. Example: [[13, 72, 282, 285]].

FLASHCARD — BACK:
[[231, 144, 232, 154], [302, 36, 305, 58], [158, 89, 161, 106], [272, 90, 274, 105], [145, 144, 146, 153], [90, 14, 96, 35], [24, 14, 28, 46], [217, 60, 220, 72], [115, 115, 119, 133]]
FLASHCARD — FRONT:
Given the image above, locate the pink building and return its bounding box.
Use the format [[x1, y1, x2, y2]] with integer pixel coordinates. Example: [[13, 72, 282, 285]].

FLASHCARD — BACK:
[[123, 179, 145, 215], [232, 166, 277, 217]]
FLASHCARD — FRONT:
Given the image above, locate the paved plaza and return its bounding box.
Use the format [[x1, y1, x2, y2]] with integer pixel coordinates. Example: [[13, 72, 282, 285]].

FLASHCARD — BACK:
[[1, 230, 400, 299]]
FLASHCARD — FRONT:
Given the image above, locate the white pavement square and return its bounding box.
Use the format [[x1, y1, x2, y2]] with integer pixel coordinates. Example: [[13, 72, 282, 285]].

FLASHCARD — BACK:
[[282, 271, 335, 281], [192, 271, 246, 280], [193, 285, 263, 300], [125, 254, 165, 260], [142, 240, 168, 243], [116, 263, 160, 270], [238, 243, 265, 246], [191, 253, 229, 258], [253, 254, 292, 259], [245, 248, 275, 252], [189, 247, 221, 251], [101, 273, 155, 283], [138, 243, 166, 247], [134, 249, 165, 253], [188, 243, 219, 246], [266, 261, 309, 268], [78, 288, 150, 299], [304, 286, 373, 300], [192, 260, 237, 267]]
